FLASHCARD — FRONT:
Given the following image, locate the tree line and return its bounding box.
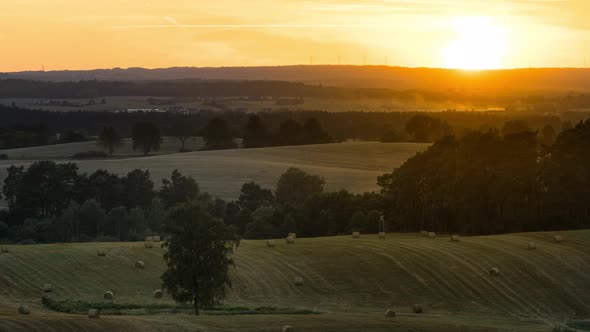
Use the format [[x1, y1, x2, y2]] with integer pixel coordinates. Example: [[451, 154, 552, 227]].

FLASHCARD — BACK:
[[0, 103, 582, 150], [1, 119, 590, 244]]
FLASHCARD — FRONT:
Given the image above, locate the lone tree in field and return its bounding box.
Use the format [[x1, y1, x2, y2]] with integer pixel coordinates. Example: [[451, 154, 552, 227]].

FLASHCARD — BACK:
[[161, 202, 239, 316], [169, 118, 195, 152], [201, 118, 237, 150], [97, 126, 123, 156], [132, 121, 162, 156]]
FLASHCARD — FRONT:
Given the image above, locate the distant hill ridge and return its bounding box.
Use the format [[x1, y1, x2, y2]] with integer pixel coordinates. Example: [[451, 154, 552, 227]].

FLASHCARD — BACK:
[[2, 65, 590, 92]]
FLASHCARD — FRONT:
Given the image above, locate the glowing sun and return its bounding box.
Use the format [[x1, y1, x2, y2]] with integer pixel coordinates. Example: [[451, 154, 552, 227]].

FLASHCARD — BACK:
[[442, 17, 509, 70]]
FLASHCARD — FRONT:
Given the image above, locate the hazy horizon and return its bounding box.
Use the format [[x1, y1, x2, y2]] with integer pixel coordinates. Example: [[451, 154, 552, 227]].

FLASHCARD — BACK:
[[2, 1, 590, 72]]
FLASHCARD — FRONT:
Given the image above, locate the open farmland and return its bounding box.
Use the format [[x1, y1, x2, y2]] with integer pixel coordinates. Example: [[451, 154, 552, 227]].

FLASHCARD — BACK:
[[0, 142, 428, 200], [1, 231, 590, 331], [0, 137, 206, 159], [0, 96, 483, 113]]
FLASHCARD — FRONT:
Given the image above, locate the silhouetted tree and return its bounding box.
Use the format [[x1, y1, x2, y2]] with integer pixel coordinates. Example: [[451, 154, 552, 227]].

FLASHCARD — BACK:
[[122, 169, 154, 209], [132, 121, 162, 156], [242, 115, 268, 148], [277, 119, 303, 145], [405, 115, 452, 142], [302, 118, 331, 144], [169, 118, 195, 151], [276, 168, 325, 205], [97, 126, 124, 156], [201, 118, 236, 150], [159, 170, 200, 208], [237, 182, 274, 212]]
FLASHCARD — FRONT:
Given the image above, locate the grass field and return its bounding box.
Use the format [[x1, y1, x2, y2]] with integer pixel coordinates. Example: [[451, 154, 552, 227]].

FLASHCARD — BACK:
[[0, 137, 206, 159], [0, 142, 428, 200], [1, 231, 590, 331]]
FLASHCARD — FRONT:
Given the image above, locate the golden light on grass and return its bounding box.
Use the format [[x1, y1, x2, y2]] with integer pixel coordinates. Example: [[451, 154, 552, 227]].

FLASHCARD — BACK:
[[442, 16, 509, 70]]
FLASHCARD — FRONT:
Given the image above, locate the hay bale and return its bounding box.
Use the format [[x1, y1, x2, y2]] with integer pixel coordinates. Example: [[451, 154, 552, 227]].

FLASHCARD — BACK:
[[428, 232, 436, 238], [352, 231, 360, 239], [103, 290, 114, 300], [282, 326, 293, 332], [97, 249, 106, 257], [450, 234, 460, 242], [384, 309, 396, 317], [154, 289, 163, 299], [412, 304, 423, 314], [153, 236, 161, 242], [420, 230, 428, 237], [18, 305, 30, 315], [378, 232, 386, 239], [0, 245, 9, 253], [88, 308, 100, 318], [42, 283, 52, 293], [135, 260, 145, 269], [288, 233, 297, 239], [553, 235, 564, 243], [293, 277, 304, 286], [145, 236, 154, 242], [527, 242, 536, 250], [266, 240, 276, 248], [285, 237, 295, 244], [489, 267, 500, 276], [144, 241, 153, 248]]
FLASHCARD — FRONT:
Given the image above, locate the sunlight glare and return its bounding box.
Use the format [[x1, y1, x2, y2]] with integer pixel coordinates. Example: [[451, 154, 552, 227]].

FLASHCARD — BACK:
[[442, 17, 509, 70]]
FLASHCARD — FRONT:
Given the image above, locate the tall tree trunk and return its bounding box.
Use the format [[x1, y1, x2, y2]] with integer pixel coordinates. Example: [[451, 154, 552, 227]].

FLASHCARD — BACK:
[[193, 294, 200, 316]]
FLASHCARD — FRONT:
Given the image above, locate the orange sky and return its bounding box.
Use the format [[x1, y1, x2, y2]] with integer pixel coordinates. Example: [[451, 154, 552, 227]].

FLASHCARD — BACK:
[[1, 0, 589, 71]]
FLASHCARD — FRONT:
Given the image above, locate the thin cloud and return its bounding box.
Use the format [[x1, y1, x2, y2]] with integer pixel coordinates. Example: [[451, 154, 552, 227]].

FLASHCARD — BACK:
[[110, 23, 371, 29]]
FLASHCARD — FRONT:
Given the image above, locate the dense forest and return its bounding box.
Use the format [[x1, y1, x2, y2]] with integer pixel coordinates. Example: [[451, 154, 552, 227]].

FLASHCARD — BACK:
[[1, 119, 589, 244]]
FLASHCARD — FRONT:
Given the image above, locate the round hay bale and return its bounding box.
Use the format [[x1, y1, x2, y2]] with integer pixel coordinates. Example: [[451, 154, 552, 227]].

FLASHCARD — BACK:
[[18, 305, 30, 315], [420, 230, 428, 237], [293, 277, 304, 286], [145, 236, 154, 242], [42, 283, 52, 293], [97, 249, 106, 257], [489, 267, 500, 276], [553, 235, 564, 243], [135, 260, 146, 269], [153, 289, 163, 299], [0, 245, 9, 253], [144, 241, 153, 249], [285, 237, 295, 244], [88, 308, 100, 319], [288, 233, 297, 239], [266, 240, 276, 248], [282, 325, 293, 332], [352, 231, 360, 239], [427, 232, 436, 238], [153, 236, 161, 242], [412, 304, 423, 314], [450, 234, 460, 242], [384, 309, 396, 317], [527, 242, 536, 250], [378, 232, 386, 239], [103, 290, 114, 300]]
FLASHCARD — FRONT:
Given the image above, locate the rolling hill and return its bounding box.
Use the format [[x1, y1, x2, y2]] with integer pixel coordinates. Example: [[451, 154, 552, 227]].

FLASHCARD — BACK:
[[3, 66, 590, 93], [1, 231, 590, 331], [0, 142, 429, 200]]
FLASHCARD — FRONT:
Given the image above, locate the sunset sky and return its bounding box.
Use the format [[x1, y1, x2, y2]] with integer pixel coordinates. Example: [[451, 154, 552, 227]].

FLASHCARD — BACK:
[[1, 0, 589, 71]]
